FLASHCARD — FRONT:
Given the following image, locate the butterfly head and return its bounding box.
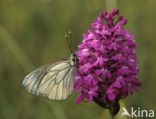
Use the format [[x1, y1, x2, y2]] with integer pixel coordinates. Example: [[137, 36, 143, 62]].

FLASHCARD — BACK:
[[70, 53, 79, 66]]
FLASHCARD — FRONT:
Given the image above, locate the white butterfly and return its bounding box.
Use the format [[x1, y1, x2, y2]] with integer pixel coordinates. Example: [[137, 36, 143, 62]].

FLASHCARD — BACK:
[[22, 53, 78, 100]]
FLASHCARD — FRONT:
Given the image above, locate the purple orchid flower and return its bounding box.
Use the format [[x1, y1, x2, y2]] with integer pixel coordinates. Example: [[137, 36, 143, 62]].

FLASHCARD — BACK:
[[74, 9, 141, 115]]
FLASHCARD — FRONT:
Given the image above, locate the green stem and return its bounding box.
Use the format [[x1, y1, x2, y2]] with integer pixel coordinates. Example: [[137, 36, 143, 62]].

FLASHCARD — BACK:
[[109, 106, 115, 119], [110, 113, 115, 119]]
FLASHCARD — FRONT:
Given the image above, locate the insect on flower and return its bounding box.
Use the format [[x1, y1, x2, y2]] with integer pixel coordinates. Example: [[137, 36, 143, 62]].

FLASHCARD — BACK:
[[22, 31, 79, 100]]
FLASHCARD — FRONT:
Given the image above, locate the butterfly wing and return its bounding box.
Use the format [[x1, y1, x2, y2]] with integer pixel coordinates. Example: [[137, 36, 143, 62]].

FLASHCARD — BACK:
[[22, 60, 76, 100]]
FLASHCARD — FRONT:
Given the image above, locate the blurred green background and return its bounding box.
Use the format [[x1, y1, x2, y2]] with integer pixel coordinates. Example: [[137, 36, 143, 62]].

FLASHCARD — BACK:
[[0, 0, 156, 119]]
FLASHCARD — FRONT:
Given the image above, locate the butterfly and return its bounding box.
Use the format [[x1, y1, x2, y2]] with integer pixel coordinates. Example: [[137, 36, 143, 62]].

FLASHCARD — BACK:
[[22, 32, 79, 100]]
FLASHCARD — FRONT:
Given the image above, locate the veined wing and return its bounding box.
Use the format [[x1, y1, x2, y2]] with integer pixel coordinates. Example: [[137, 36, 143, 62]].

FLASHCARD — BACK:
[[22, 60, 76, 100]]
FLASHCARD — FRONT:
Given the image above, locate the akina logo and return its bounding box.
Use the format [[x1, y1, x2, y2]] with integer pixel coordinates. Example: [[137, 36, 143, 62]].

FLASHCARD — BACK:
[[121, 107, 154, 118]]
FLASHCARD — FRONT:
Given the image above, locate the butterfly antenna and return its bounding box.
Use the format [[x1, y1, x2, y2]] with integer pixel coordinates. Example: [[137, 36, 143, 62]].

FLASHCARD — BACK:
[[65, 31, 73, 53], [69, 31, 74, 52]]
